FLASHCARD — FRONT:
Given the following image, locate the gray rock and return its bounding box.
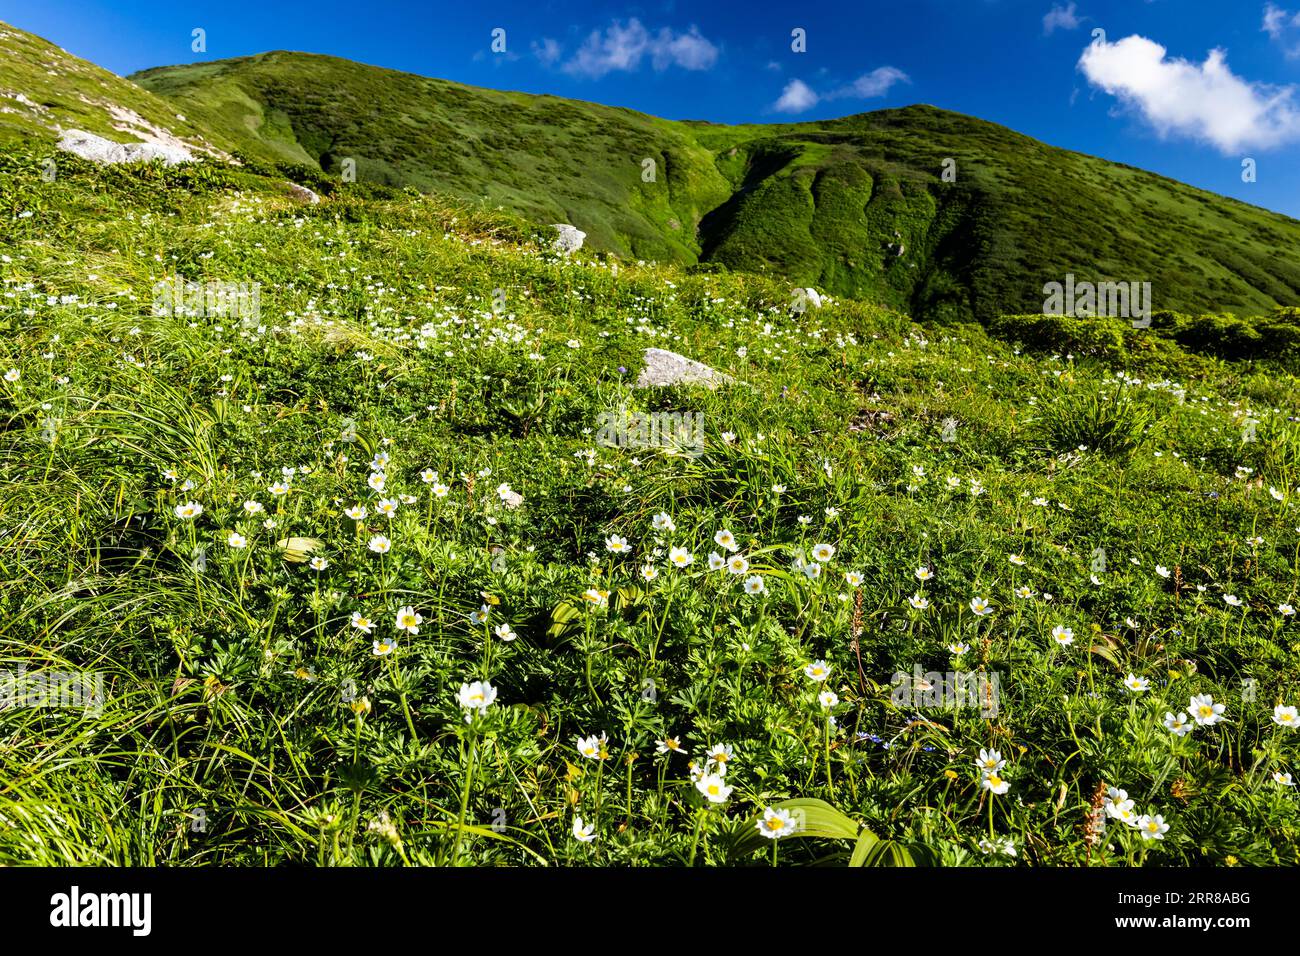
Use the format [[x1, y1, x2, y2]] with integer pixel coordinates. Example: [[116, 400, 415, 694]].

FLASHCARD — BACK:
[[635, 348, 732, 389], [56, 128, 194, 166], [286, 182, 321, 204], [551, 224, 586, 255]]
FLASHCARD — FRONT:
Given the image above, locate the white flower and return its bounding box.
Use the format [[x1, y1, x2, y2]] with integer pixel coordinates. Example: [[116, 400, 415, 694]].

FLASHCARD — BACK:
[[1136, 814, 1169, 840], [1223, 594, 1243, 608], [708, 552, 726, 571], [915, 566, 934, 582], [226, 531, 247, 549], [975, 749, 1005, 773], [696, 773, 732, 803], [1280, 604, 1295, 617], [394, 605, 423, 634], [655, 737, 689, 756], [1123, 673, 1149, 693], [811, 543, 835, 563], [1008, 554, 1026, 566], [456, 679, 497, 717], [969, 596, 992, 616], [1273, 704, 1299, 729], [908, 594, 929, 610], [367, 472, 386, 493], [368, 535, 391, 554], [582, 588, 608, 607], [1273, 771, 1295, 786], [652, 512, 677, 532], [174, 502, 203, 520], [350, 611, 376, 634], [494, 623, 517, 642], [268, 481, 290, 497], [801, 561, 821, 580], [727, 554, 750, 575], [818, 689, 838, 709], [668, 547, 694, 568], [948, 641, 969, 656], [575, 733, 608, 760], [572, 815, 597, 842], [981, 771, 1010, 795], [845, 570, 864, 587], [243, 500, 265, 515], [345, 504, 367, 520], [375, 498, 399, 517], [310, 556, 329, 571], [743, 574, 765, 595], [640, 564, 658, 582], [1155, 565, 1171, 578], [804, 660, 831, 682], [372, 636, 398, 656], [714, 529, 737, 552], [1104, 788, 1134, 820], [3, 369, 19, 383], [1051, 624, 1074, 646], [1189, 693, 1225, 726], [605, 534, 630, 553], [1164, 711, 1193, 736], [756, 806, 798, 839]]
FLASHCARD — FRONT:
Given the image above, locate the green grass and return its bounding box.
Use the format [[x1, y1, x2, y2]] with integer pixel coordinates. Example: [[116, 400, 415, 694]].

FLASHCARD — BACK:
[[1, 142, 1299, 866]]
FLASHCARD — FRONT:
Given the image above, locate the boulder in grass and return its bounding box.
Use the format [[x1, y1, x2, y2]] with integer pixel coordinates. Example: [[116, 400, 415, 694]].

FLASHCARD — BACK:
[[56, 128, 194, 166], [635, 347, 732, 389], [286, 182, 321, 204], [551, 224, 586, 256]]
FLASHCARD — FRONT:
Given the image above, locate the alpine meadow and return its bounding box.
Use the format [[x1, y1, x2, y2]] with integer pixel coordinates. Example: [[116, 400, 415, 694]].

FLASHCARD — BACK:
[[2, 2, 1300, 880]]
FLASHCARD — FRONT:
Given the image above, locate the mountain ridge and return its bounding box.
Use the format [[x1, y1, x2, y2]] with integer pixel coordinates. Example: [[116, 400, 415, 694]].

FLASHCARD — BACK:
[[2, 19, 1297, 323]]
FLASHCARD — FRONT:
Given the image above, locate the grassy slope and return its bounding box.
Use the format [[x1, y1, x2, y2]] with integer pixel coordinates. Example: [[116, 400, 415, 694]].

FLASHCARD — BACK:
[[0, 23, 235, 158], [1, 143, 1300, 865], [130, 49, 1300, 321]]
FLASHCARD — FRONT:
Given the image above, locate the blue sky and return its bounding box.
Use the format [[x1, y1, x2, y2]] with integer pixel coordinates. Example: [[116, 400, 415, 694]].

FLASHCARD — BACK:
[[4, 0, 1300, 216]]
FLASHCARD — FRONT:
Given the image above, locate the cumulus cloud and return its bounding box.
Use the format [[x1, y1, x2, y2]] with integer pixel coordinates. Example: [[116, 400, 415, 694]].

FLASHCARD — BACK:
[[772, 67, 910, 114], [553, 19, 719, 78], [1078, 34, 1300, 152], [774, 79, 819, 113], [1043, 3, 1084, 36]]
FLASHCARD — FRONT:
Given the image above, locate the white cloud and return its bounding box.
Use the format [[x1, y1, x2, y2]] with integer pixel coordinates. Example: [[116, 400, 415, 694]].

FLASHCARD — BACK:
[[1263, 3, 1300, 56], [1043, 3, 1083, 36], [559, 19, 719, 78], [774, 79, 819, 113], [772, 67, 910, 114], [835, 66, 910, 99], [1264, 3, 1297, 38], [1078, 34, 1300, 152], [532, 38, 563, 67]]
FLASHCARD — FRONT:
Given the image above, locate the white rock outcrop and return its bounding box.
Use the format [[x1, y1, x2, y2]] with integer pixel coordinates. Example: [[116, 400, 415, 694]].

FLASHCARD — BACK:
[[56, 128, 195, 166], [551, 224, 586, 256], [635, 348, 732, 389]]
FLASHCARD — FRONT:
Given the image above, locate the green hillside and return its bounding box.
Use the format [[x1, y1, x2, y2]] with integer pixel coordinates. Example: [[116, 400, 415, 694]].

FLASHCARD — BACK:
[[3, 18, 1300, 869], [130, 49, 1300, 321], [0, 23, 235, 159]]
